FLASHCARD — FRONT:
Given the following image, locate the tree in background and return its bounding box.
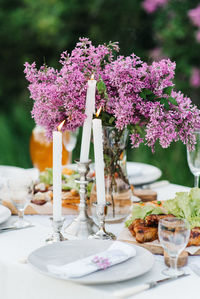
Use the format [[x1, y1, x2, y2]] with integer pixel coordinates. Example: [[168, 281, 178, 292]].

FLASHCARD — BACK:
[[141, 0, 200, 104], [0, 0, 153, 165]]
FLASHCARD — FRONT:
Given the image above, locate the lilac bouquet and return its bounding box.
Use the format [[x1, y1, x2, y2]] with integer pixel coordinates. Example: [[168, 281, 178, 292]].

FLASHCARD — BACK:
[[24, 38, 200, 151]]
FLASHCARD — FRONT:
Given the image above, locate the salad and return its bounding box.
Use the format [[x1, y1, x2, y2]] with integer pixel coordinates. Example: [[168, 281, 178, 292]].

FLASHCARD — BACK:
[[39, 167, 93, 195], [126, 188, 200, 229]]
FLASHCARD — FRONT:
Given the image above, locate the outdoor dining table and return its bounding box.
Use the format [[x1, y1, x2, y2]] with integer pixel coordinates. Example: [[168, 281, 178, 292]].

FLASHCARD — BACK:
[[0, 183, 200, 299]]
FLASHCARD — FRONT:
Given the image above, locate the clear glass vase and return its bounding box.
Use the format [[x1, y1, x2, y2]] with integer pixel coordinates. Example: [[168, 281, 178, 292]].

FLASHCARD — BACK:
[[90, 126, 132, 223]]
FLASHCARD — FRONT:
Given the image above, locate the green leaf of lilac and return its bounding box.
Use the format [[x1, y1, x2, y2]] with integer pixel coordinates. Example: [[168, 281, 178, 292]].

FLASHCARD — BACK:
[[135, 125, 143, 134], [97, 80, 106, 94], [168, 96, 178, 106], [148, 93, 156, 101], [143, 88, 152, 95], [101, 111, 114, 126], [160, 98, 170, 110], [104, 92, 109, 100], [163, 86, 173, 95], [127, 124, 134, 132], [139, 92, 146, 99]]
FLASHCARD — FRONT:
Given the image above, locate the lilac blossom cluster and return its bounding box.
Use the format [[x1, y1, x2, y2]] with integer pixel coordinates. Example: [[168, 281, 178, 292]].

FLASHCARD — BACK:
[[190, 68, 200, 88], [142, 0, 168, 13], [188, 4, 200, 43], [92, 256, 111, 270], [188, 4, 200, 87], [24, 38, 200, 151]]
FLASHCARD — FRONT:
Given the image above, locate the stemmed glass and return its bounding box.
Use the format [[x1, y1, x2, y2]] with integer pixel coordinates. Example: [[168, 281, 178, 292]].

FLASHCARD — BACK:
[[63, 129, 79, 164], [8, 177, 34, 228], [158, 217, 190, 277], [187, 129, 200, 187]]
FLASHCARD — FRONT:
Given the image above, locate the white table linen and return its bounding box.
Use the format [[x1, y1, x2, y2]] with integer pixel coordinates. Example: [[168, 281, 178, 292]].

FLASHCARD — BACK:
[[0, 183, 199, 299]]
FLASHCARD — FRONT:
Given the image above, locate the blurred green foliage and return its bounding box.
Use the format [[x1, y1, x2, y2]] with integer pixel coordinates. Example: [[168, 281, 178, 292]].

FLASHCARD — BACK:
[[0, 0, 198, 187], [151, 0, 200, 101]]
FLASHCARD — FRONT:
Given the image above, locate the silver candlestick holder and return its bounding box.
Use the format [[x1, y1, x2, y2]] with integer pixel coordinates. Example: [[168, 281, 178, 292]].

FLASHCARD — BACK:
[[46, 217, 65, 243], [89, 203, 116, 240], [64, 159, 98, 239]]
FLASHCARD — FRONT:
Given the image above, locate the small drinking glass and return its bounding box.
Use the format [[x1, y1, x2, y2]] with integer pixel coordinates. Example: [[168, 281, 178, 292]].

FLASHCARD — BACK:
[[8, 177, 34, 228], [158, 217, 190, 277], [63, 128, 79, 163], [187, 129, 200, 187]]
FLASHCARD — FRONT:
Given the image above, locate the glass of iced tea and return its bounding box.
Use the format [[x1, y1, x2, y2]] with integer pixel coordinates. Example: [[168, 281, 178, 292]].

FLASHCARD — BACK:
[[30, 126, 77, 172]]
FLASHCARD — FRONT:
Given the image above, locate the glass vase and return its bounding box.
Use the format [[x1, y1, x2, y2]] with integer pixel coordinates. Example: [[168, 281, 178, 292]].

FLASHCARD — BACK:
[[90, 126, 132, 223]]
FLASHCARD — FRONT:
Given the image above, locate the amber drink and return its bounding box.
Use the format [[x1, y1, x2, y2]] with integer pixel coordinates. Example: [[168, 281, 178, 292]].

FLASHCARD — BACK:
[[30, 126, 70, 171]]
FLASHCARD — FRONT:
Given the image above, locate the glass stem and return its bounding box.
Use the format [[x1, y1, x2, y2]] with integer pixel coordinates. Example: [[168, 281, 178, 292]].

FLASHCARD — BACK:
[[170, 256, 178, 276], [68, 151, 72, 164], [18, 209, 25, 223], [194, 175, 199, 188]]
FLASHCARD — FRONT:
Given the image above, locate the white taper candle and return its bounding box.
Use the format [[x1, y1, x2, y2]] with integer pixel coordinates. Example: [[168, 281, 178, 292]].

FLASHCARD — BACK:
[[53, 120, 65, 221], [80, 77, 97, 162], [92, 118, 106, 205]]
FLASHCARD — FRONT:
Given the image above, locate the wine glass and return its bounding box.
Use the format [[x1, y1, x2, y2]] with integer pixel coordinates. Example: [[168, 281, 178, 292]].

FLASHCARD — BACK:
[[63, 129, 79, 164], [158, 217, 190, 277], [8, 177, 34, 228], [187, 129, 200, 187]]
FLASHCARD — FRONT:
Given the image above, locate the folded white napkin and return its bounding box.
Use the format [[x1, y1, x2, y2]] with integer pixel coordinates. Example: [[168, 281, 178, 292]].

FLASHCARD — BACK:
[[47, 241, 136, 278]]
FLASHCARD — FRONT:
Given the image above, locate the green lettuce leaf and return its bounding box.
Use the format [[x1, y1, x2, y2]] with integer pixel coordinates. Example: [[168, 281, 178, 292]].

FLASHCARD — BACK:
[[163, 188, 200, 228], [62, 173, 79, 191], [126, 188, 200, 229], [39, 168, 53, 185], [125, 203, 164, 227]]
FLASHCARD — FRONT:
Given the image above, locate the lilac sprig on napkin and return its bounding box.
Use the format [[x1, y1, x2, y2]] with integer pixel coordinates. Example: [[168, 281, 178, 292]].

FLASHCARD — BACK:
[[92, 256, 111, 270], [47, 241, 136, 278]]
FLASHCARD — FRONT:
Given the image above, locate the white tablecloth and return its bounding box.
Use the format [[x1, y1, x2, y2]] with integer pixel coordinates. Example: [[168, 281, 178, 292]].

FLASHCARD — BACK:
[[1, 183, 199, 299]]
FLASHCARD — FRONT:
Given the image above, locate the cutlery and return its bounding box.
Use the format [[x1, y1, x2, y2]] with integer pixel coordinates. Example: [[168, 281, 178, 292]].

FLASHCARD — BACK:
[[113, 273, 189, 298], [141, 180, 169, 190], [0, 224, 34, 233]]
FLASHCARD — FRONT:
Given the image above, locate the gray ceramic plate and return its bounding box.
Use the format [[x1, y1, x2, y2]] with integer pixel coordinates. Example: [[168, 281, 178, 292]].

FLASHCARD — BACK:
[[28, 240, 154, 285]]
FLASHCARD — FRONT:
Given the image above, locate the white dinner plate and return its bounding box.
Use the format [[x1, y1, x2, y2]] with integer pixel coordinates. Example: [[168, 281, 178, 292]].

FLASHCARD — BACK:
[[0, 205, 11, 224], [127, 162, 162, 186], [28, 240, 154, 285]]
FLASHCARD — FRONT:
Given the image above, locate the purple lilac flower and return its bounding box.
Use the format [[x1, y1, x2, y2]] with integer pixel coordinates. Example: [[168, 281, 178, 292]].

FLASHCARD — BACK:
[[92, 256, 111, 270], [196, 29, 200, 43], [149, 48, 167, 61], [188, 5, 200, 28], [24, 38, 200, 151], [142, 0, 168, 13], [190, 68, 200, 88], [130, 133, 144, 148]]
